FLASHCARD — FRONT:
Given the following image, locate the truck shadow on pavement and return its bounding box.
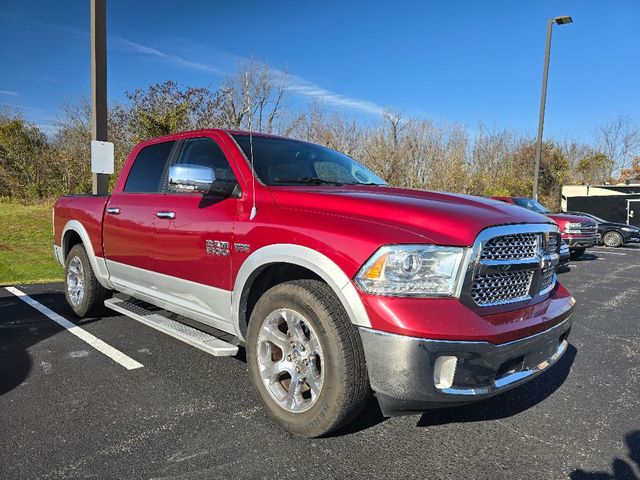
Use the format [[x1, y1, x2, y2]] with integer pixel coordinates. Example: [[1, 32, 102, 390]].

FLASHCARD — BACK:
[[558, 253, 600, 274], [0, 292, 46, 396], [570, 430, 640, 480], [0, 290, 100, 397], [573, 253, 599, 262], [331, 344, 577, 436], [415, 344, 577, 428]]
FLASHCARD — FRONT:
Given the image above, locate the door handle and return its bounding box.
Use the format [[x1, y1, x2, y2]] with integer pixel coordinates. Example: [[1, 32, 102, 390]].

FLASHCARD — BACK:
[[106, 207, 120, 215], [156, 211, 176, 219]]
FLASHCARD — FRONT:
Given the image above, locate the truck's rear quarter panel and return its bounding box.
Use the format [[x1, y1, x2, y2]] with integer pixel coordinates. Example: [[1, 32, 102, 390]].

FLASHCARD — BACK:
[[54, 195, 109, 257]]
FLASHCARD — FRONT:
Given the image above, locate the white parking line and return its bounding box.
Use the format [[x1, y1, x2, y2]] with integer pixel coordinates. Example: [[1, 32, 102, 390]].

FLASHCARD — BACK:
[[593, 247, 639, 253], [592, 250, 627, 256], [5, 287, 143, 370]]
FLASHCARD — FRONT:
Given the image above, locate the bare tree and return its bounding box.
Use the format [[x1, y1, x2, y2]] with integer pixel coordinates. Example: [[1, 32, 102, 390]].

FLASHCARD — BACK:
[[468, 126, 525, 196], [592, 114, 640, 177], [218, 60, 288, 133], [3, 59, 617, 207]]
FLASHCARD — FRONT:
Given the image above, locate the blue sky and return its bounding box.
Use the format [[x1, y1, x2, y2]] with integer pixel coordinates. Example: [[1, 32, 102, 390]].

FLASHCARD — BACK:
[[1, 0, 638, 141]]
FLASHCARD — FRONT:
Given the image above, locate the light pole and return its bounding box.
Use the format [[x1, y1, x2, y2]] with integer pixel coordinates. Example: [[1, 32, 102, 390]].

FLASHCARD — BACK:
[[91, 0, 108, 195], [532, 15, 573, 201]]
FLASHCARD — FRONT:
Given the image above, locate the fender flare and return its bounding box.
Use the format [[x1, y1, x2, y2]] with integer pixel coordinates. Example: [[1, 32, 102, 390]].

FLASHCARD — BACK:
[[232, 244, 371, 339], [61, 220, 114, 290]]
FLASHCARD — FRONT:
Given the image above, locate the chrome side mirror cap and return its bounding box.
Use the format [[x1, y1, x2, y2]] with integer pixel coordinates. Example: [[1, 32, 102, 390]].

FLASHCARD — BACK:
[[168, 164, 215, 194]]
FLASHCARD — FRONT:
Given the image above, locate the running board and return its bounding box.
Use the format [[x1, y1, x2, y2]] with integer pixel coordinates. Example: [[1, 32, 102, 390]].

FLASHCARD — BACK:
[[104, 297, 239, 357]]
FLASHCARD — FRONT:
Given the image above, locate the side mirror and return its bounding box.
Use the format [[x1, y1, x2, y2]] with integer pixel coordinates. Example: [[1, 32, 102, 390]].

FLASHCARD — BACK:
[[168, 164, 214, 194]]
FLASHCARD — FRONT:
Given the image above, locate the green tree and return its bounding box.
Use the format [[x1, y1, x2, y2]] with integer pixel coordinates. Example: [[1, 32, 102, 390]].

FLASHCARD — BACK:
[[0, 111, 56, 200], [125, 81, 221, 142], [574, 152, 611, 184], [507, 141, 570, 210]]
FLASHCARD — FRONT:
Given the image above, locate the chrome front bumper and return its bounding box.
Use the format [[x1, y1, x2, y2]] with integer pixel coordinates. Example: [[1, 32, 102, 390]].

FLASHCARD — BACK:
[[359, 311, 574, 416], [565, 235, 599, 249]]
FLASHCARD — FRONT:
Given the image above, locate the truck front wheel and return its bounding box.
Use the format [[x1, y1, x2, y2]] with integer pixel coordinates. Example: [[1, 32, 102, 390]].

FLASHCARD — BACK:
[[246, 279, 370, 437], [64, 244, 111, 317]]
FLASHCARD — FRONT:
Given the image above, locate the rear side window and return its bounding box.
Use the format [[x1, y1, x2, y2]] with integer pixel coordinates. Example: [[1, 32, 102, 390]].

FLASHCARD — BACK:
[[124, 141, 175, 193]]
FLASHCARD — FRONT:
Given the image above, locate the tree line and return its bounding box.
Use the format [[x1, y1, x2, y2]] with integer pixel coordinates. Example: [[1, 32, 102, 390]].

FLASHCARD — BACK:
[[1, 60, 639, 209]]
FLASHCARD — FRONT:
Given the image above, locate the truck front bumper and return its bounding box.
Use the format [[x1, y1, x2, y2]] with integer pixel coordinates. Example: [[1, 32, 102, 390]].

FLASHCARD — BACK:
[[360, 307, 574, 417], [564, 234, 599, 249]]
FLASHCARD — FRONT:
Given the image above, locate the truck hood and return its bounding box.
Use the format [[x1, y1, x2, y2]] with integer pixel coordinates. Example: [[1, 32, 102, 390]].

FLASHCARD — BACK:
[[270, 185, 554, 246], [545, 213, 593, 226]]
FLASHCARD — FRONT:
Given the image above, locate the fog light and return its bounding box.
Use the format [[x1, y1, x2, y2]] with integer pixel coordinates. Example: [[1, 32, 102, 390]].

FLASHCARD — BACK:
[[434, 355, 458, 389]]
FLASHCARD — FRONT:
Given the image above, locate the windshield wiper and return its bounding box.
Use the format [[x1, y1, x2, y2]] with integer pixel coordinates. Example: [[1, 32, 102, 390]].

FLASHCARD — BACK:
[[342, 182, 386, 186], [273, 177, 344, 186]]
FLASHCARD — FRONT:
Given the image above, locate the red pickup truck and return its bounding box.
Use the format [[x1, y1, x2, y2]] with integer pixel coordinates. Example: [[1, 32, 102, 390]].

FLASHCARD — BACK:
[[491, 197, 600, 259], [53, 130, 575, 437]]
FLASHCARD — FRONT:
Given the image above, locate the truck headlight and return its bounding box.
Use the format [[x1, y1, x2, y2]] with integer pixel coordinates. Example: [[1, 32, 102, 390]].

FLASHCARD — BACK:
[[355, 245, 466, 297]]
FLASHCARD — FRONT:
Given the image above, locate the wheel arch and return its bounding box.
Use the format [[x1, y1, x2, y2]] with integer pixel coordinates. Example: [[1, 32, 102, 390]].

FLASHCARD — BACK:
[[232, 244, 370, 340], [61, 220, 114, 289]]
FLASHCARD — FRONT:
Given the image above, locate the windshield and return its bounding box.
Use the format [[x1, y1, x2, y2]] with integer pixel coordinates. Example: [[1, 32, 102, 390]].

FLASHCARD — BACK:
[[513, 197, 550, 214], [584, 213, 606, 222], [232, 134, 387, 187]]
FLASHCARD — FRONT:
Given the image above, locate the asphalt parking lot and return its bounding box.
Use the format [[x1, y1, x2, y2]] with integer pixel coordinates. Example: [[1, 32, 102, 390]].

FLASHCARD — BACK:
[[1, 245, 639, 480]]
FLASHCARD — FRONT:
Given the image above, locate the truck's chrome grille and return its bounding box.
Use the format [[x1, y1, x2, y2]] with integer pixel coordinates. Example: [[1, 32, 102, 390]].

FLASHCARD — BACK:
[[546, 233, 560, 254], [480, 233, 538, 261], [464, 226, 560, 308], [540, 268, 556, 292], [471, 271, 534, 306]]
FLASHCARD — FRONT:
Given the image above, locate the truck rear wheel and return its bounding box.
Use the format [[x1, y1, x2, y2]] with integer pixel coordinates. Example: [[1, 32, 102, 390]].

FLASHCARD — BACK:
[[64, 244, 111, 318], [246, 279, 370, 437]]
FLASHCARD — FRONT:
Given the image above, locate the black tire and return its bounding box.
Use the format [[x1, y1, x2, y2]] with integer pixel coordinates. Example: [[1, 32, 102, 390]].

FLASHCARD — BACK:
[[603, 231, 624, 248], [64, 244, 111, 317], [246, 279, 370, 437], [569, 247, 586, 260]]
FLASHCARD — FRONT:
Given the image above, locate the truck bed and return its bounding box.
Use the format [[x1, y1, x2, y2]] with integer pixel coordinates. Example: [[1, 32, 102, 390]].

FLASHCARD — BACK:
[[53, 195, 109, 257]]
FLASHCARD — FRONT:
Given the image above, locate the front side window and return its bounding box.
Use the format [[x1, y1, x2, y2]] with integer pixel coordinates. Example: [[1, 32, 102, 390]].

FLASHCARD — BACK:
[[232, 134, 386, 187], [124, 141, 175, 193], [174, 137, 237, 182], [513, 197, 550, 214]]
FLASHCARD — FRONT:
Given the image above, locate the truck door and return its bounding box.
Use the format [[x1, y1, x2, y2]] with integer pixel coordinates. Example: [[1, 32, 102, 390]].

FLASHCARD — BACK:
[[150, 134, 243, 329], [103, 140, 177, 295], [628, 199, 640, 227]]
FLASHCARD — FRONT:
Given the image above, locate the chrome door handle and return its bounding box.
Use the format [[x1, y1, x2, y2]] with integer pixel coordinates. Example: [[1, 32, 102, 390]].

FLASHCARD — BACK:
[[106, 207, 120, 215], [156, 211, 176, 219]]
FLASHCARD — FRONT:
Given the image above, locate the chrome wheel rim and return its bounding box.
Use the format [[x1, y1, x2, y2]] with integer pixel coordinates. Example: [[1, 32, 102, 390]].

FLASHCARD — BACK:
[[66, 256, 85, 306], [256, 308, 324, 413], [604, 233, 620, 247]]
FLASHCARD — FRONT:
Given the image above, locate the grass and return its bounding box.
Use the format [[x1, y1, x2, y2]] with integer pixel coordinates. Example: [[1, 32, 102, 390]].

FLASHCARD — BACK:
[[0, 201, 63, 285]]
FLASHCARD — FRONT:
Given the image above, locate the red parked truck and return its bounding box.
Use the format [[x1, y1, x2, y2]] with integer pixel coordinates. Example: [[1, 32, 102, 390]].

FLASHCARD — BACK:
[[491, 196, 600, 259], [53, 130, 576, 437]]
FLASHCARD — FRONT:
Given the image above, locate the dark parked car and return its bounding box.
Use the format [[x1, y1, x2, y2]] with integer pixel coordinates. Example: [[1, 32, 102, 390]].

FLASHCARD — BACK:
[[565, 212, 640, 248]]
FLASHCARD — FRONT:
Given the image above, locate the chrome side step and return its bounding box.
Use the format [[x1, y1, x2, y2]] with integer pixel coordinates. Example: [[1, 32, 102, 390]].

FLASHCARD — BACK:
[[104, 297, 239, 357]]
